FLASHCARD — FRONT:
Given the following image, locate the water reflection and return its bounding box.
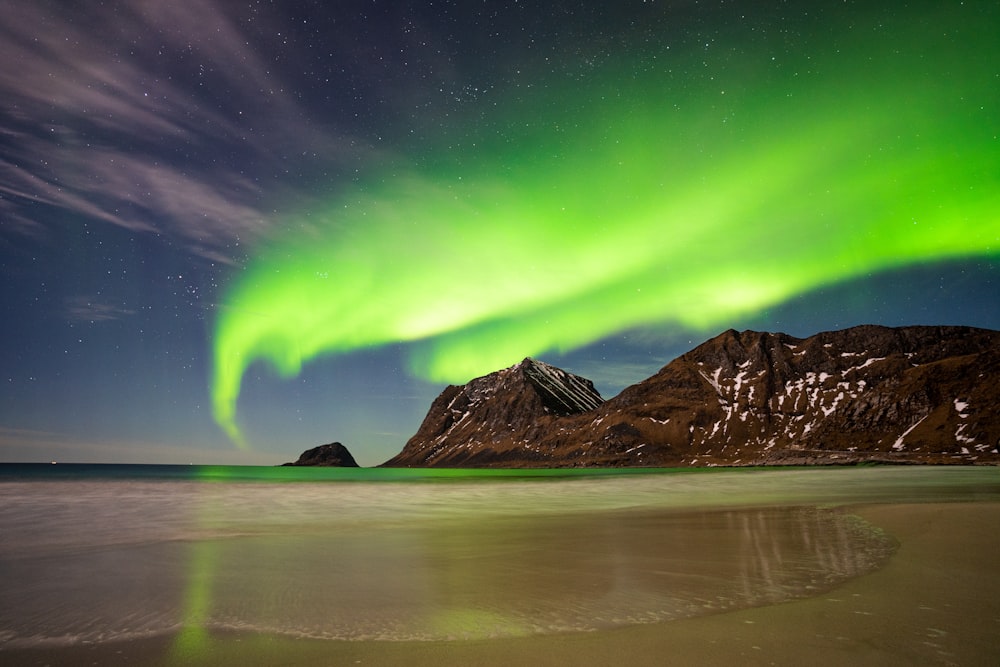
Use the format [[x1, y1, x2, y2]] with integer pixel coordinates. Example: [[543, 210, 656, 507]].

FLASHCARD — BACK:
[[163, 506, 892, 641], [0, 469, 930, 647]]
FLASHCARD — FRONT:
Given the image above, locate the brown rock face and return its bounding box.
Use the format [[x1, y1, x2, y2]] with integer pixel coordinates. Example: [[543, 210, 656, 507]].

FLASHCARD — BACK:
[[584, 325, 1000, 466], [284, 442, 359, 467], [381, 358, 603, 467], [383, 325, 1000, 468]]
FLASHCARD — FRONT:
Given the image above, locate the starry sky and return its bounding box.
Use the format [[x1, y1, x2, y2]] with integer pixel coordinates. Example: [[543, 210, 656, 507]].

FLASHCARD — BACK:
[[2, 1, 998, 466]]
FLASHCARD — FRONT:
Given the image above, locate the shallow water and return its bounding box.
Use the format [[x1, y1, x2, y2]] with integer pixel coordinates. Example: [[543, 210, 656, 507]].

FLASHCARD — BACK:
[[0, 465, 996, 647]]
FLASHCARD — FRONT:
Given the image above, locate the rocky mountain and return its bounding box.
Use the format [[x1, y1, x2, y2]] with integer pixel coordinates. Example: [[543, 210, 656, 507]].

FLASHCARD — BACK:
[[381, 358, 604, 467], [383, 325, 1000, 467], [283, 442, 359, 467]]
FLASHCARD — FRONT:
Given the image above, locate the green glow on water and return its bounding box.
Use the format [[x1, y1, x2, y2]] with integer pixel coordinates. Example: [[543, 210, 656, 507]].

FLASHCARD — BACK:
[[186, 464, 686, 483], [211, 6, 999, 445], [169, 540, 215, 662], [428, 608, 532, 640]]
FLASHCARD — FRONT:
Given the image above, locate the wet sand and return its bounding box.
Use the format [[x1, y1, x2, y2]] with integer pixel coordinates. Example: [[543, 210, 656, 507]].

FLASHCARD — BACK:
[[4, 501, 998, 666]]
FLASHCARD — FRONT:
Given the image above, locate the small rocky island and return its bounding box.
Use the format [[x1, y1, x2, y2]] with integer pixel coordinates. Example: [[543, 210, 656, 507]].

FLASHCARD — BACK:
[[283, 442, 359, 467]]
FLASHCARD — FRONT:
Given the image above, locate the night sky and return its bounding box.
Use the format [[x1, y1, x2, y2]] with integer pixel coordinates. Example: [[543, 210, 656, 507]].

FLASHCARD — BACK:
[[2, 1, 998, 466]]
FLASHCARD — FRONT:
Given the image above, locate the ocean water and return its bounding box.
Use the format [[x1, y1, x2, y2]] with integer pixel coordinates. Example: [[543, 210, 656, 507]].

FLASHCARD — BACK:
[[0, 464, 997, 647]]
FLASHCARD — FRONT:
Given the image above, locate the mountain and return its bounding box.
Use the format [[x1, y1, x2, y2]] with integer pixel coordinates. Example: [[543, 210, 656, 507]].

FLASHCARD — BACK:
[[381, 358, 604, 467], [283, 442, 359, 467], [383, 325, 1000, 467]]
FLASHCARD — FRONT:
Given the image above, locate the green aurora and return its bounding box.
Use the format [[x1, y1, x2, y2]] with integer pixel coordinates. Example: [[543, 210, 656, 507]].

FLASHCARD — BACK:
[[212, 5, 998, 447]]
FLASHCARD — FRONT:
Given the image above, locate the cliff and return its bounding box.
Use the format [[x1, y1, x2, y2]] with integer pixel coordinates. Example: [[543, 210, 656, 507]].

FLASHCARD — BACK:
[[382, 358, 603, 467]]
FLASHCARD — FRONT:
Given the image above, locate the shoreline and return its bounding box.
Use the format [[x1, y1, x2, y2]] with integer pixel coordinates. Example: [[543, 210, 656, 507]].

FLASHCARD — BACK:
[[3, 500, 998, 666]]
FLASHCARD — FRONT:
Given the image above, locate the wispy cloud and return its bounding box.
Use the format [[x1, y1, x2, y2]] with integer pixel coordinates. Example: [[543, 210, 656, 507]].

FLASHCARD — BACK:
[[0, 0, 380, 261], [65, 296, 137, 323]]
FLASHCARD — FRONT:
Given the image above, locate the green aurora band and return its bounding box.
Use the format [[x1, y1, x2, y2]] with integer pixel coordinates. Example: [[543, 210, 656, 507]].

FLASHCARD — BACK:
[[212, 6, 998, 447]]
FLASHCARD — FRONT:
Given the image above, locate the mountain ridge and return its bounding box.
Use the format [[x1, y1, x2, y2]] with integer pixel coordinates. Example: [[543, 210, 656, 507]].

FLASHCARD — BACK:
[[383, 325, 1000, 467], [381, 358, 604, 467]]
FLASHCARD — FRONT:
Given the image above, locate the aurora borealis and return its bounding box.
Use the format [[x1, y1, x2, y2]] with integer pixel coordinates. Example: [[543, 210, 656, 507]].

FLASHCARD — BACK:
[[2, 1, 998, 464], [211, 3, 999, 447]]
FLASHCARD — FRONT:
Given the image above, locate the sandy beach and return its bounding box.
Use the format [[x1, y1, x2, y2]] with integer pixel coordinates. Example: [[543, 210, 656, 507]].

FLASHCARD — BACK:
[[4, 500, 998, 667]]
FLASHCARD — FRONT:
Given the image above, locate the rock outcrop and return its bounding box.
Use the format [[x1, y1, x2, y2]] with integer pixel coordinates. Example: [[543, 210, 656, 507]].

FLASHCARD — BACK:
[[383, 325, 1000, 467], [283, 442, 359, 467], [381, 358, 603, 467]]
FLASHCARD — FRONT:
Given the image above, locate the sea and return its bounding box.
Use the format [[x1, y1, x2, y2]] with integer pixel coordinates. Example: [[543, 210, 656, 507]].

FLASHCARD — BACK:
[[1, 463, 998, 649]]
